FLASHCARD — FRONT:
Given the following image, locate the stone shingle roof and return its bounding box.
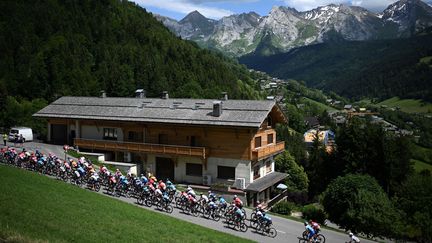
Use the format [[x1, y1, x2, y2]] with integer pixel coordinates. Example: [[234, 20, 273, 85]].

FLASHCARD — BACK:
[[244, 172, 288, 193], [34, 96, 281, 128]]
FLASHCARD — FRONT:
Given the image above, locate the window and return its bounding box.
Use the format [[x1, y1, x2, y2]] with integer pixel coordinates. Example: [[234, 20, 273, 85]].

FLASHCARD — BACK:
[[186, 163, 202, 177], [253, 166, 260, 180], [217, 166, 235, 180], [266, 160, 272, 173], [267, 133, 274, 145], [103, 128, 117, 140], [267, 116, 273, 127], [254, 136, 262, 148], [190, 136, 197, 147]]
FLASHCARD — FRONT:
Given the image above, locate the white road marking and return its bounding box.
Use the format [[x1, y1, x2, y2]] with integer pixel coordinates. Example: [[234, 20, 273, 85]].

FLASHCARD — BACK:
[[277, 230, 286, 234]]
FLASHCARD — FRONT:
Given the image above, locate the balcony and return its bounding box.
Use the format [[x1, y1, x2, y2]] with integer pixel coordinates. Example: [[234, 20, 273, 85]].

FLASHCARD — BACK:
[[252, 141, 285, 161], [74, 138, 209, 159]]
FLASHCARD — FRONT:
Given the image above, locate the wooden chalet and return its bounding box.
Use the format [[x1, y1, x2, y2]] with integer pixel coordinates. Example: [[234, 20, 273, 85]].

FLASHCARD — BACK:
[[34, 92, 288, 205]]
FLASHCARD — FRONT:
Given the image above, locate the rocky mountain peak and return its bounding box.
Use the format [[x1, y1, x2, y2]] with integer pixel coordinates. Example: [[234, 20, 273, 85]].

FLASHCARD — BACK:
[[179, 10, 210, 24], [156, 0, 432, 56], [382, 0, 432, 35]]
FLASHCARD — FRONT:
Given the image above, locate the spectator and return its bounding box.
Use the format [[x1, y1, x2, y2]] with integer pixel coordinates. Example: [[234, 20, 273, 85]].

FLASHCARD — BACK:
[[2, 133, 7, 146], [19, 134, 24, 147], [14, 134, 18, 147]]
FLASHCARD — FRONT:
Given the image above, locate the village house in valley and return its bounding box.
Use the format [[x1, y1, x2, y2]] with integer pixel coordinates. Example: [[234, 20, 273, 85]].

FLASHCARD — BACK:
[[33, 91, 288, 205]]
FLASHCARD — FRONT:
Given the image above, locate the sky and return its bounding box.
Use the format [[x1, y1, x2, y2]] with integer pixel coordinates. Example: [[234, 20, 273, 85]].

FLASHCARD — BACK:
[[134, 0, 432, 20]]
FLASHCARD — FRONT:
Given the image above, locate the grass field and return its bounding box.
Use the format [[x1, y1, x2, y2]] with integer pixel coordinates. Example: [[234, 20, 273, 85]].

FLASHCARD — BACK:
[[412, 159, 432, 173], [411, 143, 432, 165], [301, 97, 338, 112], [377, 97, 432, 114], [0, 165, 252, 243]]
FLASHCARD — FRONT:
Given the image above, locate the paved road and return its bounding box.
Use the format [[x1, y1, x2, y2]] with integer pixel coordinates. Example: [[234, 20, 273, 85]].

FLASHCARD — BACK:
[[3, 142, 379, 243]]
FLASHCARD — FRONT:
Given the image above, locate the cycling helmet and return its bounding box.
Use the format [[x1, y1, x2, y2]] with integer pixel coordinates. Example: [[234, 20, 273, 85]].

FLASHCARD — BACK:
[[349, 232, 353, 236], [304, 222, 308, 226]]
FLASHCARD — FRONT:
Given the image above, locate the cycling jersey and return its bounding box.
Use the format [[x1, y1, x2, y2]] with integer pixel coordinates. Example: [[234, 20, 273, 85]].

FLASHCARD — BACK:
[[306, 225, 315, 239]]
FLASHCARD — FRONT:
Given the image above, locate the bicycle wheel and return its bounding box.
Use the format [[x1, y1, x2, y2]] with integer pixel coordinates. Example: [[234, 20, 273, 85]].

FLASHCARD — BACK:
[[302, 230, 308, 239], [267, 227, 277, 238], [203, 209, 210, 219], [137, 197, 143, 205], [213, 211, 221, 222], [250, 220, 259, 230], [95, 183, 101, 192], [144, 198, 153, 207], [315, 234, 325, 243], [166, 205, 173, 214], [191, 206, 200, 217], [239, 222, 248, 232]]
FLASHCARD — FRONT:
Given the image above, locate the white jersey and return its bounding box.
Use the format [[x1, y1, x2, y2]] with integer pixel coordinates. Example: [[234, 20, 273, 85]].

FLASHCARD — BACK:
[[350, 235, 360, 243], [201, 195, 209, 203]]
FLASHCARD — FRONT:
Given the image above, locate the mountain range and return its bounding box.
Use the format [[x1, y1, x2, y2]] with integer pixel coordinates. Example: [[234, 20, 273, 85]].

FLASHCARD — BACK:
[[156, 0, 432, 56]]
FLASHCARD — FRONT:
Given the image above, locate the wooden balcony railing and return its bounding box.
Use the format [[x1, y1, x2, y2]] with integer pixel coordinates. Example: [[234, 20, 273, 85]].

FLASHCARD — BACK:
[[252, 141, 285, 161], [74, 138, 208, 159]]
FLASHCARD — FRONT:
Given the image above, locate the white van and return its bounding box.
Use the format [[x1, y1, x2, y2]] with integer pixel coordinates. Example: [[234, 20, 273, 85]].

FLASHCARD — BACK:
[[8, 127, 33, 142]]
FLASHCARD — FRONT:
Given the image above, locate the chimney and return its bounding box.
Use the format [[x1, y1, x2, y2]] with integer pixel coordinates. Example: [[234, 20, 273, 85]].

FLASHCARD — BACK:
[[135, 89, 145, 98], [161, 91, 169, 99], [221, 92, 228, 101], [100, 90, 106, 98], [213, 101, 222, 117]]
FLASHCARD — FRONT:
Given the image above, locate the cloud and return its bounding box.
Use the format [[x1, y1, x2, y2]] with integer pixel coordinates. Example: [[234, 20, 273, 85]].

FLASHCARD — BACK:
[[351, 0, 398, 11], [280, 0, 349, 11], [280, 0, 402, 12], [134, 0, 234, 19]]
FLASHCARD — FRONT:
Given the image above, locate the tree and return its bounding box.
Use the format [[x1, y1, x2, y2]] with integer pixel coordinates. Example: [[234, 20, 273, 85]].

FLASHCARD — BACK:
[[335, 118, 412, 195], [275, 151, 309, 192], [321, 174, 402, 238], [393, 172, 432, 242], [275, 124, 307, 165]]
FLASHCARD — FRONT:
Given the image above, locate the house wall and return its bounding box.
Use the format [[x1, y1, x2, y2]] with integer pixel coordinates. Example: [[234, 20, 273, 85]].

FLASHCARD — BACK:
[[142, 154, 251, 186], [251, 156, 275, 182], [81, 125, 124, 141], [48, 118, 282, 187]]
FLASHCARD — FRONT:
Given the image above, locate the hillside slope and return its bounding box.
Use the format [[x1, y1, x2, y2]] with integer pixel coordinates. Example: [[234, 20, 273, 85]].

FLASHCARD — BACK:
[[0, 0, 259, 101], [239, 33, 432, 101]]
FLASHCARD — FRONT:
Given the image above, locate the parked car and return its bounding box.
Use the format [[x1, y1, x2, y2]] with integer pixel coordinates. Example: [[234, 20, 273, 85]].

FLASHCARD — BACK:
[[8, 127, 33, 142]]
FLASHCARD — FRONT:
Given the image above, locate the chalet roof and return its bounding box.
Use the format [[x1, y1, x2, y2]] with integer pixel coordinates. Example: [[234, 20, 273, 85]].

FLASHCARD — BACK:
[[245, 172, 288, 193], [33, 96, 287, 128]]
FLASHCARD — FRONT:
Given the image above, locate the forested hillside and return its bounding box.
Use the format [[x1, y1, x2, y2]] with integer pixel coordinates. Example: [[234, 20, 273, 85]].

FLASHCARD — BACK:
[[0, 0, 261, 132], [0, 0, 263, 101], [239, 32, 432, 101]]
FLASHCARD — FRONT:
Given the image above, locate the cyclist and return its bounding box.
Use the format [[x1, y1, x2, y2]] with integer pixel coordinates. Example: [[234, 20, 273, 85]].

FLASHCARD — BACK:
[[234, 205, 244, 222], [140, 174, 148, 184], [347, 232, 360, 243], [218, 196, 227, 208], [309, 220, 321, 233], [158, 180, 166, 191], [208, 190, 216, 202], [187, 186, 196, 198], [233, 195, 243, 209], [304, 221, 316, 243], [200, 193, 209, 204]]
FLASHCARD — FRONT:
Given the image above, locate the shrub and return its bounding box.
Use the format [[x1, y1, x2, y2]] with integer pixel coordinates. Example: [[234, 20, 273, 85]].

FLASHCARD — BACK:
[[287, 190, 309, 205], [270, 201, 295, 215], [302, 204, 327, 224]]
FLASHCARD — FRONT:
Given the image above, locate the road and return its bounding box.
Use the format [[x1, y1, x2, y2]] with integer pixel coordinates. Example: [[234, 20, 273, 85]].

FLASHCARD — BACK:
[[3, 142, 378, 243]]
